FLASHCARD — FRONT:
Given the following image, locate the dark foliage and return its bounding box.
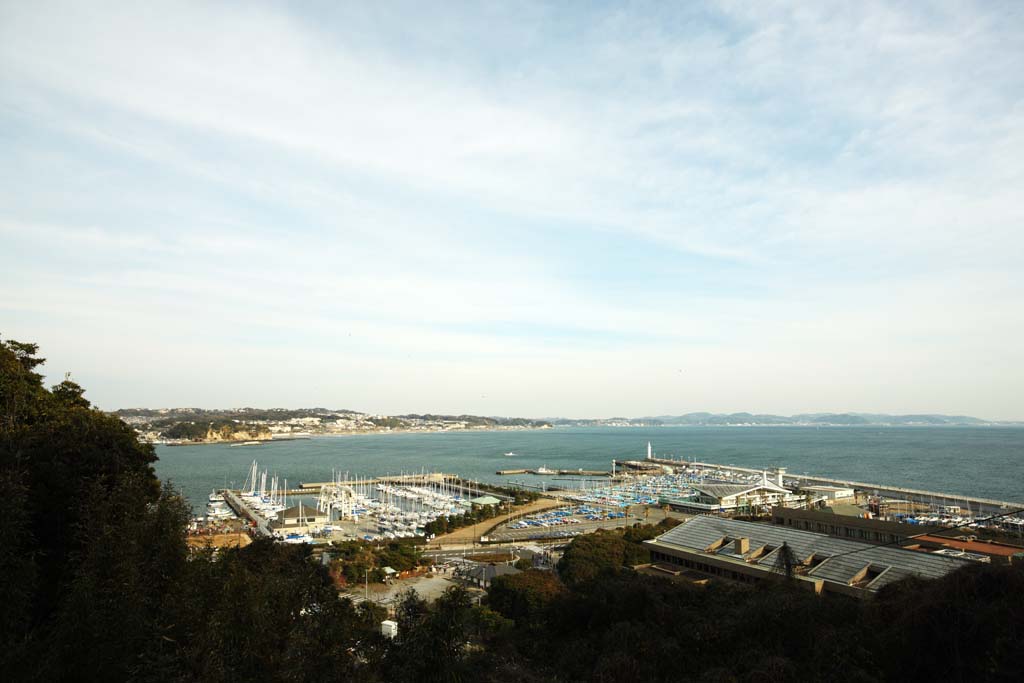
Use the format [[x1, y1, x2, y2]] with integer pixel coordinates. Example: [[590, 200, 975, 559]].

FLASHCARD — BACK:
[[477, 527, 1024, 682], [330, 538, 425, 584]]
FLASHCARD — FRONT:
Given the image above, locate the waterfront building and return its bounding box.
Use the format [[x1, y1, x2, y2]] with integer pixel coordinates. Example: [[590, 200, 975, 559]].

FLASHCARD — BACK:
[[662, 475, 801, 514], [771, 507, 943, 545], [272, 503, 328, 530], [645, 516, 972, 598], [799, 484, 856, 502], [470, 495, 502, 506]]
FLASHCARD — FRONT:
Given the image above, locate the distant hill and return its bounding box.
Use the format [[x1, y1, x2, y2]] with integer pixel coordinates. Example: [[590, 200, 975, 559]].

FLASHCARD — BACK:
[[553, 412, 1012, 427]]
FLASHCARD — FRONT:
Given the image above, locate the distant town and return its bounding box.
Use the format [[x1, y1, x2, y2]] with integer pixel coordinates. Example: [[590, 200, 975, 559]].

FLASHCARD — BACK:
[[113, 407, 554, 444]]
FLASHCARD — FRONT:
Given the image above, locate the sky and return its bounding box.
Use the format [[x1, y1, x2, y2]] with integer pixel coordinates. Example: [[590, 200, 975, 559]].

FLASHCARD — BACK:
[[1, 1, 1023, 420]]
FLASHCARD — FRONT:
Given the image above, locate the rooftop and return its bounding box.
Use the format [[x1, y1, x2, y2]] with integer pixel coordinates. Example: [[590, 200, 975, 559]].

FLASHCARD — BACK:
[[692, 480, 788, 499], [773, 506, 944, 536], [649, 516, 972, 592], [911, 535, 1024, 558], [278, 504, 327, 520], [463, 563, 520, 582]]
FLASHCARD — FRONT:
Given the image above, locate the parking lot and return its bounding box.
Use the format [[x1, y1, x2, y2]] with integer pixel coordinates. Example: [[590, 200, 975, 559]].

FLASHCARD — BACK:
[[485, 505, 644, 542]]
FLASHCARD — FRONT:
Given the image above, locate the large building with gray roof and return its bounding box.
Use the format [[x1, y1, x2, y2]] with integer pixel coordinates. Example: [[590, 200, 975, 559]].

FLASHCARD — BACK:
[[645, 516, 973, 598]]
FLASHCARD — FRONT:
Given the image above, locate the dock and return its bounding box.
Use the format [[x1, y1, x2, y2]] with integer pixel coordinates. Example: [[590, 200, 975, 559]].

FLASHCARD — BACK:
[[497, 468, 613, 476], [295, 473, 513, 502], [299, 472, 451, 490], [222, 489, 273, 537]]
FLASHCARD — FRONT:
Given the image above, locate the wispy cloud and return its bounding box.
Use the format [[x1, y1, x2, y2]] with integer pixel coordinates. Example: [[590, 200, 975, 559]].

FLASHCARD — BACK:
[[1, 1, 1022, 418]]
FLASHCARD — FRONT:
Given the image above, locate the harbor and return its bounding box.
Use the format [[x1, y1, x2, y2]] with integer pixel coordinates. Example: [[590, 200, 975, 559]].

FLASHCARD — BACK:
[[492, 443, 1024, 534], [636, 454, 1024, 518], [195, 439, 1024, 552], [208, 461, 517, 544]]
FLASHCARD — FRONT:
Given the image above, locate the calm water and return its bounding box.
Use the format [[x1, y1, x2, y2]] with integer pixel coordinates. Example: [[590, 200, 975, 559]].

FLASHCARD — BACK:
[[154, 426, 1024, 514]]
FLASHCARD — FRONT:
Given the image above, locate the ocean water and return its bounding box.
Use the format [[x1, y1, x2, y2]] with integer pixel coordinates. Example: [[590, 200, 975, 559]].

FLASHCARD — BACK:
[[154, 426, 1024, 514]]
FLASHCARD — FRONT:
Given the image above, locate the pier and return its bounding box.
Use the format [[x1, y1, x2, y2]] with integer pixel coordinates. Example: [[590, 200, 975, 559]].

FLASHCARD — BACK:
[[497, 468, 613, 476], [222, 489, 273, 537]]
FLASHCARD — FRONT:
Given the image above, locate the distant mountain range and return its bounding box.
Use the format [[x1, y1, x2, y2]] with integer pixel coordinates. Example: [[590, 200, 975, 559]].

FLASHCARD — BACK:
[[549, 412, 1020, 427]]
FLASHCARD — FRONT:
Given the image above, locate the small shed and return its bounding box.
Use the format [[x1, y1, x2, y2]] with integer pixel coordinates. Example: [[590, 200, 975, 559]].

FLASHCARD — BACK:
[[460, 562, 520, 588], [276, 503, 328, 526], [381, 620, 398, 639]]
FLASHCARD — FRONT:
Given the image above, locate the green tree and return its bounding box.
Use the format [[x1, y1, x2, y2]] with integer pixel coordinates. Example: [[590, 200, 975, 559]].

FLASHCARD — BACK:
[[0, 338, 161, 674], [387, 586, 476, 682], [488, 569, 565, 626], [557, 529, 631, 586]]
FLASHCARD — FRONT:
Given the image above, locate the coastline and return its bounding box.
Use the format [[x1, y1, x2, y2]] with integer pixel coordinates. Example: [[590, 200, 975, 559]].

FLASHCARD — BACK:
[[151, 423, 553, 446]]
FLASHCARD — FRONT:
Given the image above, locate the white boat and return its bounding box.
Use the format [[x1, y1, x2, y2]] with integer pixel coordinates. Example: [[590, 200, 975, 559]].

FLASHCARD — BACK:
[[282, 533, 312, 544], [504, 452, 517, 457]]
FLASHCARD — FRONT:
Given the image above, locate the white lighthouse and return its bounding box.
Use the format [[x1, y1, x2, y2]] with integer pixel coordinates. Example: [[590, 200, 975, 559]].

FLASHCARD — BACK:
[[646, 441, 652, 460]]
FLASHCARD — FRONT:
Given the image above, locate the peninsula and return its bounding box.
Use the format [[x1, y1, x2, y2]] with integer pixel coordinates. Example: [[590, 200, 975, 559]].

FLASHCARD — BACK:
[[113, 407, 552, 444]]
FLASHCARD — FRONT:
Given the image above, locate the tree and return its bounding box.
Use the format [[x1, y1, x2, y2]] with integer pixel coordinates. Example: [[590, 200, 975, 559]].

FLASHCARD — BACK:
[[488, 569, 565, 626], [0, 338, 161, 671], [387, 586, 475, 682], [557, 530, 631, 586]]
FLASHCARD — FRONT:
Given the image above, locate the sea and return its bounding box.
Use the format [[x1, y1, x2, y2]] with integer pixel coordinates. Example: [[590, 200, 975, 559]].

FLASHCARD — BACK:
[[154, 426, 1024, 515]]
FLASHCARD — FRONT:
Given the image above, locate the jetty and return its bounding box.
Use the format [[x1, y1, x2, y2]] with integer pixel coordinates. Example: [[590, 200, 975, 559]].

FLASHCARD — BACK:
[[497, 468, 613, 476], [222, 488, 273, 537]]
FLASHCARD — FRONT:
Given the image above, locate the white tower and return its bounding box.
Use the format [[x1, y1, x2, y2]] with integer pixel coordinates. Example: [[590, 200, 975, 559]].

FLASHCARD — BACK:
[[646, 441, 652, 460]]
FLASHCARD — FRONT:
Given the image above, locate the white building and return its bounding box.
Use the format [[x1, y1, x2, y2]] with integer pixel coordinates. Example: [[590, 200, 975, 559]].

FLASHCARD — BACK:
[[800, 484, 856, 501], [666, 474, 805, 514]]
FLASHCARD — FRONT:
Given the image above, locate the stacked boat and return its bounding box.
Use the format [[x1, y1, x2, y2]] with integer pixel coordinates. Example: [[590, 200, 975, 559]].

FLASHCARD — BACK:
[[205, 490, 234, 520]]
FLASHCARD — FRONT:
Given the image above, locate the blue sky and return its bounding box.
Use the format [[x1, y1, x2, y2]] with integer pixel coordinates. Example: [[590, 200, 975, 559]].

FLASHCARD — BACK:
[[1, 1, 1022, 419]]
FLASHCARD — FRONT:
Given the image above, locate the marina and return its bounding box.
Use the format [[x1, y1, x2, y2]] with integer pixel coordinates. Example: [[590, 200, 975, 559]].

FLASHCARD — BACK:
[[199, 440, 1024, 550], [211, 461, 511, 543], [496, 443, 1024, 534]]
